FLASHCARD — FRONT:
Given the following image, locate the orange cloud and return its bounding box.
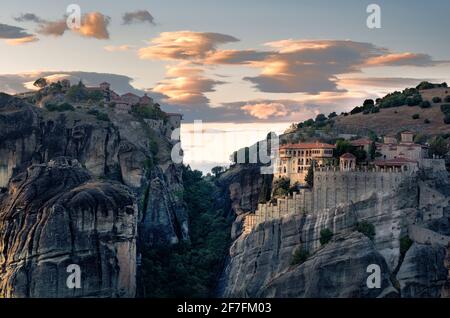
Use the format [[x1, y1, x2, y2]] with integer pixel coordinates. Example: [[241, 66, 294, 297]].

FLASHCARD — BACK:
[[75, 12, 110, 39], [104, 44, 135, 52], [365, 52, 434, 66], [27, 12, 110, 39], [153, 63, 225, 105], [241, 102, 288, 119], [138, 31, 239, 61], [5, 35, 38, 45]]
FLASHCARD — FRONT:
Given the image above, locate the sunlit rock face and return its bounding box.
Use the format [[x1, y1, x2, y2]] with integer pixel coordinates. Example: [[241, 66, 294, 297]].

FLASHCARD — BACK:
[[0, 157, 138, 298], [219, 163, 450, 298]]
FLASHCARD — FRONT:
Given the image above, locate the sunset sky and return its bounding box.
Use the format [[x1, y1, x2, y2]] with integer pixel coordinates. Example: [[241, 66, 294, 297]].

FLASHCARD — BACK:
[[1, 0, 450, 171]]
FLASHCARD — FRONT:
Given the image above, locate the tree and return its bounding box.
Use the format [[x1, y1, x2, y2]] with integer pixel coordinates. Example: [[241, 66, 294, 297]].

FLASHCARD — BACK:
[[211, 166, 224, 177], [429, 137, 448, 157], [420, 101, 431, 108], [432, 97, 442, 103], [335, 140, 353, 157], [363, 99, 374, 107], [356, 221, 376, 240], [328, 112, 337, 119], [290, 248, 309, 266], [33, 77, 48, 88], [305, 160, 316, 188], [320, 228, 333, 245], [315, 113, 327, 122]]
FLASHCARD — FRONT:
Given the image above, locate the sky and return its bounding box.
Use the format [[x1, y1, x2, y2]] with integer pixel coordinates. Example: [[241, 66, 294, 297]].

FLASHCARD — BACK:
[[1, 0, 450, 172]]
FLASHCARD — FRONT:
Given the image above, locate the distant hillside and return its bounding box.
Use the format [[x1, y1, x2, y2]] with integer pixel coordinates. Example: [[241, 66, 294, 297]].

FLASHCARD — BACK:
[[286, 82, 450, 141]]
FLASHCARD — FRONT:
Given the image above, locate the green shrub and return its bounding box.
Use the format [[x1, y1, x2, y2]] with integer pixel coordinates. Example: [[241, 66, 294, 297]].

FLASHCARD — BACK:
[[320, 228, 333, 245], [273, 177, 291, 197], [356, 221, 376, 240], [412, 114, 420, 120], [432, 96, 442, 103], [445, 115, 450, 124], [45, 102, 75, 112], [445, 96, 450, 103], [371, 107, 380, 113], [419, 101, 431, 108], [406, 95, 422, 106], [290, 248, 309, 266], [87, 109, 110, 121], [440, 104, 450, 114], [424, 119, 431, 124], [400, 236, 413, 256]]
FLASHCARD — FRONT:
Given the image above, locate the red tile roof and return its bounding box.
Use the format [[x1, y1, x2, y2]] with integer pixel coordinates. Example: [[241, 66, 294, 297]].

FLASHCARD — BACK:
[[280, 142, 335, 150], [374, 157, 417, 166], [340, 152, 356, 159], [350, 138, 372, 146]]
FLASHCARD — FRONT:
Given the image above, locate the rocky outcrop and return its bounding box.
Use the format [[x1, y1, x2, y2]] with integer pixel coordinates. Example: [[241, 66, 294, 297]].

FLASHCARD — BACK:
[[215, 164, 272, 240], [0, 93, 188, 246], [219, 165, 450, 298], [0, 157, 137, 297], [0, 93, 188, 297]]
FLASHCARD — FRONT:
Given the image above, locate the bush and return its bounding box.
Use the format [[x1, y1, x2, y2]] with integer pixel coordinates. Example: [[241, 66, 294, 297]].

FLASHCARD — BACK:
[[406, 95, 422, 106], [273, 177, 291, 197], [445, 115, 450, 124], [400, 236, 413, 256], [320, 228, 333, 245], [363, 99, 375, 107], [371, 107, 380, 113], [441, 104, 450, 114], [419, 101, 431, 108], [328, 112, 337, 119], [356, 221, 376, 240], [424, 119, 431, 124], [445, 96, 450, 103], [87, 109, 110, 121], [290, 248, 309, 266], [432, 97, 442, 103], [45, 102, 75, 112], [412, 114, 420, 120]]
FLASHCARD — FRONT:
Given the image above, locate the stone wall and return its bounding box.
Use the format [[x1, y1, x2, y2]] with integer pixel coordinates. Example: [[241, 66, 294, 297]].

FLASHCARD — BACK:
[[247, 167, 415, 231]]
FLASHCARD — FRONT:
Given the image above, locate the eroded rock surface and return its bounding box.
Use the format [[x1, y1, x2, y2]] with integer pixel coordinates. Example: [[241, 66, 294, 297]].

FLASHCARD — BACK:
[[0, 157, 137, 297]]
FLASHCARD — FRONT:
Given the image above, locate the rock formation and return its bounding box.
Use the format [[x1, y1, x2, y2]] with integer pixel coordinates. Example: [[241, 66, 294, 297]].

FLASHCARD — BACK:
[[0, 93, 187, 297], [219, 163, 450, 298]]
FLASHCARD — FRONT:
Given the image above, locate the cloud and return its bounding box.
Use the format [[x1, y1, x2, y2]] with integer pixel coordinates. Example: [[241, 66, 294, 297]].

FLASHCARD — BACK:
[[122, 10, 155, 25], [5, 35, 38, 45], [104, 44, 135, 52], [14, 13, 45, 23], [15, 12, 110, 39], [139, 31, 239, 61], [364, 53, 437, 67], [241, 102, 288, 119], [338, 76, 440, 88], [37, 20, 67, 36], [0, 23, 38, 45], [153, 63, 225, 105]]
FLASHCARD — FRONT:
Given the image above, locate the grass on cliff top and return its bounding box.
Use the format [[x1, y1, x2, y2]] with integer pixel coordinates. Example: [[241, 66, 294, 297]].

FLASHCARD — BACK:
[[140, 166, 232, 298]]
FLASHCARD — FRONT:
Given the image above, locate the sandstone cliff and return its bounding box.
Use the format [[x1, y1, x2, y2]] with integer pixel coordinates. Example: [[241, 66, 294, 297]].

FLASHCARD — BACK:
[[219, 164, 450, 297], [0, 93, 187, 297]]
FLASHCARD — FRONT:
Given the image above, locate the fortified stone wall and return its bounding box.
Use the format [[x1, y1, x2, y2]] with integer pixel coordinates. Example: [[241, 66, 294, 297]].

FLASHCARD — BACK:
[[245, 167, 415, 232]]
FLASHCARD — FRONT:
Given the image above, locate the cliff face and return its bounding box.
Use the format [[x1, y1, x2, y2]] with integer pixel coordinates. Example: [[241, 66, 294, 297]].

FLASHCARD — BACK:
[[215, 164, 272, 240], [0, 157, 137, 297], [220, 165, 450, 298], [0, 93, 187, 297]]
